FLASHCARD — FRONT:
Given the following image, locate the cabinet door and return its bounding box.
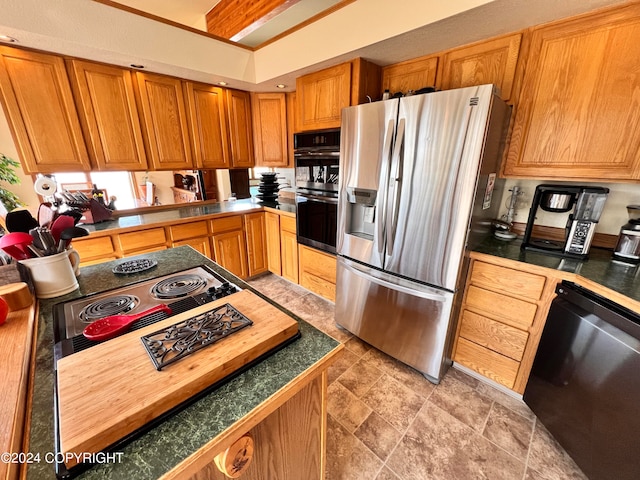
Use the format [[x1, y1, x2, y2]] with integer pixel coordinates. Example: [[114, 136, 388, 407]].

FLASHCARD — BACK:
[[281, 229, 299, 284], [504, 4, 640, 180], [244, 212, 268, 277], [212, 229, 249, 279], [381, 55, 439, 96], [225, 89, 254, 168], [296, 63, 351, 131], [184, 82, 230, 169], [286, 92, 297, 164], [135, 71, 193, 170], [0, 47, 90, 173], [252, 93, 288, 167], [172, 237, 212, 258], [68, 60, 147, 171], [438, 33, 521, 102], [265, 212, 282, 275]]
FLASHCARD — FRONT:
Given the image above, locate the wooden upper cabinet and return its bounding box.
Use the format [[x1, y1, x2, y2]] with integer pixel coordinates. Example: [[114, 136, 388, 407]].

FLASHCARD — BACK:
[[184, 82, 230, 169], [0, 47, 90, 173], [381, 55, 439, 96], [286, 92, 296, 164], [437, 33, 522, 101], [252, 92, 288, 167], [503, 3, 640, 180], [68, 60, 147, 171], [134, 71, 193, 170], [296, 62, 351, 131], [225, 89, 254, 168]]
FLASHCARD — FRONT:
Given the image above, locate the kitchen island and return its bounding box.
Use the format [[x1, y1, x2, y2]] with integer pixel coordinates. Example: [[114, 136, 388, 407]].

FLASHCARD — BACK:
[[21, 246, 341, 479]]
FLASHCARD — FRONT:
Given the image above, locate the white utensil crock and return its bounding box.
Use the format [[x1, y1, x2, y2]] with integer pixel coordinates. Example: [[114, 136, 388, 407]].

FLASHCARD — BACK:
[[19, 249, 80, 299]]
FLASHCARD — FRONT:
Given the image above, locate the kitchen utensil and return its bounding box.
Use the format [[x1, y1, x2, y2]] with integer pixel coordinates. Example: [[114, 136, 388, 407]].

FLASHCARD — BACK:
[[0, 232, 34, 260], [58, 226, 89, 253], [37, 203, 56, 228], [4, 210, 38, 233], [83, 304, 172, 341], [50, 215, 75, 244]]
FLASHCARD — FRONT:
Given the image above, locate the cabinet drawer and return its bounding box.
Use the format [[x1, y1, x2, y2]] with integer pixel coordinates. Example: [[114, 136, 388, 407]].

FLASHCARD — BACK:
[[299, 245, 336, 283], [118, 228, 166, 253], [210, 215, 243, 234], [465, 285, 537, 330], [169, 221, 209, 241], [459, 310, 529, 361], [299, 271, 336, 302], [280, 215, 296, 234], [470, 261, 545, 301], [73, 236, 115, 260], [454, 337, 519, 389]]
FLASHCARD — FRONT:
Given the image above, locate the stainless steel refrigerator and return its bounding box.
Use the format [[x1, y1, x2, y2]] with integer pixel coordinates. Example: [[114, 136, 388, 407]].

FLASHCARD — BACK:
[[336, 84, 511, 383]]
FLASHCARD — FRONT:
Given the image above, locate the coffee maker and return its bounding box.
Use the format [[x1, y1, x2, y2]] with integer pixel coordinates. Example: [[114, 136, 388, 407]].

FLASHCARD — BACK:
[[521, 184, 609, 259], [613, 205, 640, 264]]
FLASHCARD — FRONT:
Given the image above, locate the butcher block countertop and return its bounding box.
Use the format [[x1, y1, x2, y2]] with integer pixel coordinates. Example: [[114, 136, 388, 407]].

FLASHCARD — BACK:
[[22, 246, 341, 479]]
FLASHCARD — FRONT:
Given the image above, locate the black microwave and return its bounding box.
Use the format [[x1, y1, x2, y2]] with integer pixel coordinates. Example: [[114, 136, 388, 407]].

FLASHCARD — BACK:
[[294, 129, 340, 193]]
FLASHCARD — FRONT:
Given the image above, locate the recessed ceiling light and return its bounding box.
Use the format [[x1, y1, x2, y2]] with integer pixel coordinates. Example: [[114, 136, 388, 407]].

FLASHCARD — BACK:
[[0, 35, 18, 43], [130, 64, 145, 69], [218, 81, 228, 86], [276, 84, 286, 89]]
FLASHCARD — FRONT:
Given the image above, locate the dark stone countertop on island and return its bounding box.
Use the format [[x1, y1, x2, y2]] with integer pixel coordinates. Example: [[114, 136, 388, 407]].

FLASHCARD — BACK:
[[82, 198, 296, 234], [473, 236, 640, 303], [25, 246, 338, 480]]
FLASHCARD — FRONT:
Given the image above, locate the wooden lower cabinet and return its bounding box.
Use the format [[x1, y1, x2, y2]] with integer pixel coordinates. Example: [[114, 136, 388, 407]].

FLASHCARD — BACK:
[[211, 227, 249, 279], [244, 212, 268, 277], [298, 245, 336, 302], [118, 227, 167, 255], [169, 221, 212, 258], [73, 235, 117, 266], [265, 212, 282, 275], [187, 374, 325, 480], [452, 254, 563, 393], [280, 216, 298, 284], [173, 237, 211, 258]]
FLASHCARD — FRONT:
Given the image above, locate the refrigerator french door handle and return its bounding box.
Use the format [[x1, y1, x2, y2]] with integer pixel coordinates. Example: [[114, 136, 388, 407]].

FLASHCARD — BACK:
[[386, 118, 405, 256], [341, 258, 449, 302], [377, 119, 396, 255]]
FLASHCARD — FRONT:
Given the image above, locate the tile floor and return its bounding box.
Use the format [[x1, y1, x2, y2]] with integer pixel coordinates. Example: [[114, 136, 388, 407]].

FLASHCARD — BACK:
[[248, 273, 587, 480]]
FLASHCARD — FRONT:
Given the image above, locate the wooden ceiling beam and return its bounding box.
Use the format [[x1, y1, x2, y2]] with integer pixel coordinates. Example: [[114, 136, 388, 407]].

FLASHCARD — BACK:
[[206, 0, 302, 40]]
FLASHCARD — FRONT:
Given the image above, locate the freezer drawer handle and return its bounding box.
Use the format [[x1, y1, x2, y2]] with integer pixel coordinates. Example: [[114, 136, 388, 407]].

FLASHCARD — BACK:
[[342, 259, 448, 302]]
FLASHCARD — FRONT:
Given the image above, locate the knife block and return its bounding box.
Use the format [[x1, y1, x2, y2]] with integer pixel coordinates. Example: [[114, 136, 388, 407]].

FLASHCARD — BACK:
[[81, 199, 113, 224]]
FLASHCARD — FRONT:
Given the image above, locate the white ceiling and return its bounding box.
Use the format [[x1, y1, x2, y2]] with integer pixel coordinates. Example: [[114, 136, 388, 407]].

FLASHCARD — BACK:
[[0, 0, 631, 92], [110, 0, 346, 47]]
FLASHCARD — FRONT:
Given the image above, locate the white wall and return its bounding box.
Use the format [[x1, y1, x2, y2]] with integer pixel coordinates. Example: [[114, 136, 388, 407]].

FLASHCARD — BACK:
[[497, 179, 640, 236]]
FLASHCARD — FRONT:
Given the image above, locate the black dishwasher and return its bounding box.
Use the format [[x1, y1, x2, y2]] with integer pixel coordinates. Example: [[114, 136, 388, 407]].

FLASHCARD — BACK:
[[524, 280, 640, 480]]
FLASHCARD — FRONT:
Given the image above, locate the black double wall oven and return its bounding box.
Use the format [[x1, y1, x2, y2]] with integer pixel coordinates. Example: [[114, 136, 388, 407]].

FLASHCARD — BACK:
[[294, 129, 340, 254]]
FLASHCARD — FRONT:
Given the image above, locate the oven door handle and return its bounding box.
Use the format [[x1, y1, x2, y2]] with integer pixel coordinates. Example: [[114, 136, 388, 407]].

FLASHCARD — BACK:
[[296, 192, 339, 204]]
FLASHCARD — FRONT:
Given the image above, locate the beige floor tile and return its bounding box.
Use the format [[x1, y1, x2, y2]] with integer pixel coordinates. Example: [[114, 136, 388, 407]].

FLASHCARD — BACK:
[[528, 421, 588, 480], [374, 466, 401, 480], [428, 373, 493, 432], [326, 414, 384, 480], [327, 381, 372, 433], [361, 374, 426, 432], [475, 380, 536, 421], [483, 402, 534, 460], [386, 402, 525, 480], [338, 359, 384, 397], [343, 336, 372, 357], [446, 365, 480, 388], [524, 467, 550, 480], [362, 348, 435, 398], [354, 411, 403, 462], [327, 348, 360, 384]]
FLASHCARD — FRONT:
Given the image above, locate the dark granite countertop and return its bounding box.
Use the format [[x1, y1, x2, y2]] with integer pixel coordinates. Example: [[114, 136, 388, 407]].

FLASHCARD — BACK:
[[82, 198, 296, 233], [25, 246, 338, 479], [473, 236, 640, 303]]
